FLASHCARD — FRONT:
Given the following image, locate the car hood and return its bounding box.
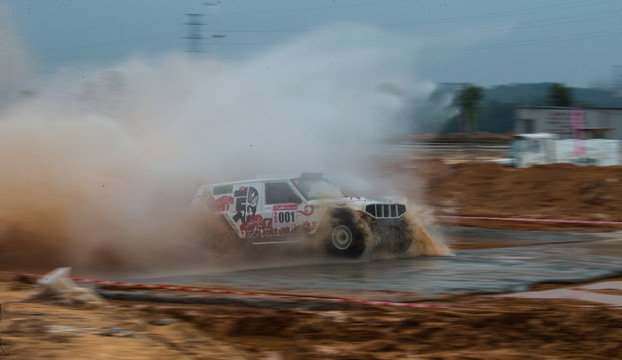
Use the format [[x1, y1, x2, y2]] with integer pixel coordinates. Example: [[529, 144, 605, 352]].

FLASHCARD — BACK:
[[310, 196, 405, 211]]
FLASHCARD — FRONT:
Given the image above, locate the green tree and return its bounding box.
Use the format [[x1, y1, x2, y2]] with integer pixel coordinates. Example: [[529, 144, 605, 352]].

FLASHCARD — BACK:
[[456, 84, 483, 132], [547, 83, 574, 107]]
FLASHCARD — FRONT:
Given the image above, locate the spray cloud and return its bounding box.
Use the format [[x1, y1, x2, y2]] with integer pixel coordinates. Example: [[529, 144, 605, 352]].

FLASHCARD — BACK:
[[0, 23, 440, 274]]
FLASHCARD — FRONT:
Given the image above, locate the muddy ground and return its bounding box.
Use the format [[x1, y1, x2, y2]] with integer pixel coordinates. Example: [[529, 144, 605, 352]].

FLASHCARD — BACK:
[[2, 158, 622, 359], [2, 277, 622, 360]]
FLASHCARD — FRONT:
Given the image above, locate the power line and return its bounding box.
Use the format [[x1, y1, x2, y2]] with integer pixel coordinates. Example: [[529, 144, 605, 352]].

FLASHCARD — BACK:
[[24, 0, 622, 63], [218, 0, 410, 16], [381, 0, 618, 28], [418, 27, 622, 55]]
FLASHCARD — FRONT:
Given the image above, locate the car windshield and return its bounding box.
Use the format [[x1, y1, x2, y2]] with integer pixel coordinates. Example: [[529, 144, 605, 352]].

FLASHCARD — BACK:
[[291, 177, 344, 201]]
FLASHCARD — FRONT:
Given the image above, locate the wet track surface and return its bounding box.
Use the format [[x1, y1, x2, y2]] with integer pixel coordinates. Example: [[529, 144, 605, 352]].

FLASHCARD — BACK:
[[126, 226, 622, 301]]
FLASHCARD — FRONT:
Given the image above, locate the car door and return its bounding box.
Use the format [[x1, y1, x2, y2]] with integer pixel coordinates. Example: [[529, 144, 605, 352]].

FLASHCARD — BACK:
[[263, 181, 304, 237], [226, 182, 264, 238]]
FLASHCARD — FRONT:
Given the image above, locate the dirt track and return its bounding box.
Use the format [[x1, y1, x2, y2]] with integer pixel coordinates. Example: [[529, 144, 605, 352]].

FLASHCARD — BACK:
[[2, 159, 622, 359], [2, 278, 622, 360]]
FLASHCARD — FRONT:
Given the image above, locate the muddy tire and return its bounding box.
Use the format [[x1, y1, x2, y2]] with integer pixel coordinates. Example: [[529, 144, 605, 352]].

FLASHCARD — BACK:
[[324, 211, 368, 258]]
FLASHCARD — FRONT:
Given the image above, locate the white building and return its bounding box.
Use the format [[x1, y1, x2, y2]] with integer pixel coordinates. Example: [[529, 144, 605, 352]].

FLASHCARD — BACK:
[[515, 106, 622, 140]]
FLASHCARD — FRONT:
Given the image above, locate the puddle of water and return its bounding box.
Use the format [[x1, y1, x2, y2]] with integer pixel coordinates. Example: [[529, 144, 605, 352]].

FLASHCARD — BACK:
[[501, 281, 622, 307], [119, 227, 622, 301]]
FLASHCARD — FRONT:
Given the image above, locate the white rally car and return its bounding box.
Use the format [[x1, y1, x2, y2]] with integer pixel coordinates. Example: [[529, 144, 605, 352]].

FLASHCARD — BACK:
[[190, 173, 413, 258]]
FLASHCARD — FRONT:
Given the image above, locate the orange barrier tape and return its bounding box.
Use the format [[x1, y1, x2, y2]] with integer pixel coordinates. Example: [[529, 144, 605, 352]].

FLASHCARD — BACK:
[[0, 271, 450, 309], [435, 215, 622, 226]]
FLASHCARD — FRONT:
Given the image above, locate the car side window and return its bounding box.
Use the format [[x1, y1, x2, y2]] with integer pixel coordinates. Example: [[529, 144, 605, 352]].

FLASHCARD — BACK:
[[265, 182, 302, 205]]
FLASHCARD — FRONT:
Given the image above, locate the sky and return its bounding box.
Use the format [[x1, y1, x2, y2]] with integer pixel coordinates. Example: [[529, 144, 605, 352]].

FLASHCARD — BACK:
[[1, 0, 622, 88]]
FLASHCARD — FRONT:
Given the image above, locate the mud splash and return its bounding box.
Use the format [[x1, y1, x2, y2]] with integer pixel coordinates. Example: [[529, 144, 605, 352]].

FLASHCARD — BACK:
[[189, 202, 450, 271], [407, 206, 452, 256], [0, 23, 445, 275]]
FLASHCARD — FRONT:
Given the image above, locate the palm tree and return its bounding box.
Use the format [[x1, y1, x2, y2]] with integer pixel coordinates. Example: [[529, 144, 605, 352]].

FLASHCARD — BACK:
[[457, 84, 483, 132], [547, 83, 574, 107]]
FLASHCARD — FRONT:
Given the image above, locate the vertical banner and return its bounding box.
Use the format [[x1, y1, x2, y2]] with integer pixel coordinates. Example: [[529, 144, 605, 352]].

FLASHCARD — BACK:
[[570, 107, 585, 154]]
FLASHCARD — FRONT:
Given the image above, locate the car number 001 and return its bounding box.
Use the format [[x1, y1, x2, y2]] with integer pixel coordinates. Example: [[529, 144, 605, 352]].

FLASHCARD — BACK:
[[274, 210, 295, 227]]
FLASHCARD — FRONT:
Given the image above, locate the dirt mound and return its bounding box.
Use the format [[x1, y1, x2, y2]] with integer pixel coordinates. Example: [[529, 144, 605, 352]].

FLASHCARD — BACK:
[[384, 158, 622, 230], [392, 131, 514, 144]]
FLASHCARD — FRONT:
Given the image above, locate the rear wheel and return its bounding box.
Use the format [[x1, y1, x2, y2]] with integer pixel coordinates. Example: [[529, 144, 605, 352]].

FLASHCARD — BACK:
[[324, 211, 368, 258]]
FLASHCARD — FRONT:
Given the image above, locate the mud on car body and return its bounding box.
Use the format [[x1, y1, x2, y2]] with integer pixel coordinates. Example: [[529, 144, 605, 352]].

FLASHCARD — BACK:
[[190, 173, 413, 258]]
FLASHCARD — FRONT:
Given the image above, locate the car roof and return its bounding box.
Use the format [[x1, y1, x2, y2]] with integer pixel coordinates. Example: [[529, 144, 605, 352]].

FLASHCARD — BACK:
[[202, 173, 324, 188]]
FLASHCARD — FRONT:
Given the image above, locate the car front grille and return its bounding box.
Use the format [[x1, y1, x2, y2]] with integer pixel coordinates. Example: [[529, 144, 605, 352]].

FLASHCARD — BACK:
[[365, 203, 406, 218]]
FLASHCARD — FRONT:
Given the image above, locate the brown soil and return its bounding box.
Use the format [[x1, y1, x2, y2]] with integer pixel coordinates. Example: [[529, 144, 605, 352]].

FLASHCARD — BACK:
[[393, 131, 514, 144], [2, 279, 622, 360], [381, 158, 622, 231]]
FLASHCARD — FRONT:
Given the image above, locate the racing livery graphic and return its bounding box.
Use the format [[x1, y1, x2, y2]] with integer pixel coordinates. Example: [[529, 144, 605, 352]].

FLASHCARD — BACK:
[[232, 186, 258, 224], [190, 173, 413, 258]]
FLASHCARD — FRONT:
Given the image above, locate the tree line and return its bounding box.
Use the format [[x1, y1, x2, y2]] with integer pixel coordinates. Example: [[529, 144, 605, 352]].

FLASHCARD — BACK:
[[436, 82, 620, 134]]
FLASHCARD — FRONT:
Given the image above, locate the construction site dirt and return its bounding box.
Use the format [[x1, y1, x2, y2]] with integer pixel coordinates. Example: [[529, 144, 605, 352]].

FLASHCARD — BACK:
[[2, 157, 622, 359]]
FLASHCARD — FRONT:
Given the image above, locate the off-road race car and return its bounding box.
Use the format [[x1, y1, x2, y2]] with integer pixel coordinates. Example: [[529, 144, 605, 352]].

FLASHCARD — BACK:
[[190, 173, 414, 258]]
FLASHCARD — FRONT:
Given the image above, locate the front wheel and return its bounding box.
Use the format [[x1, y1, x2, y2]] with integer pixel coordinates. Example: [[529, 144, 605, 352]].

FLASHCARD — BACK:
[[324, 211, 368, 258]]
